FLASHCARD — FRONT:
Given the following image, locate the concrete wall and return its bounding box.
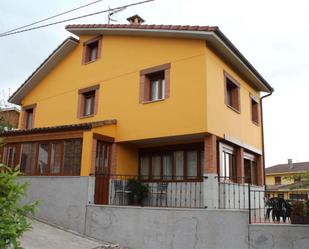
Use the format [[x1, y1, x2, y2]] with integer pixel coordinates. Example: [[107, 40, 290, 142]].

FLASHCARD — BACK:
[[85, 205, 249, 249], [18, 176, 94, 234], [249, 224, 309, 249]]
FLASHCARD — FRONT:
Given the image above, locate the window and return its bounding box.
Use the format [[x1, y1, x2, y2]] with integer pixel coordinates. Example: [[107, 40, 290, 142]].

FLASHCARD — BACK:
[[20, 143, 37, 174], [224, 72, 240, 112], [63, 140, 82, 175], [278, 193, 284, 198], [149, 72, 165, 101], [2, 145, 20, 168], [82, 36, 102, 64], [294, 176, 301, 183], [83, 91, 95, 116], [274, 176, 281, 185], [22, 104, 36, 129], [219, 143, 237, 182], [78, 85, 99, 118], [289, 193, 308, 200], [251, 95, 259, 124], [19, 139, 82, 176], [244, 153, 258, 185], [139, 144, 204, 181], [140, 63, 170, 103]]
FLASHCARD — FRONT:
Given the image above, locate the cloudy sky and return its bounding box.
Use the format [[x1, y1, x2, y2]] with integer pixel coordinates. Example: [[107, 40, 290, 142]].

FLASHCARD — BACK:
[[0, 0, 308, 167]]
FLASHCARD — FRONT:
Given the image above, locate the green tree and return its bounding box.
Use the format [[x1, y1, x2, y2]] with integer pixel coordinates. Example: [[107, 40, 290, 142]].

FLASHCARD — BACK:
[[0, 162, 39, 249], [284, 170, 309, 189]]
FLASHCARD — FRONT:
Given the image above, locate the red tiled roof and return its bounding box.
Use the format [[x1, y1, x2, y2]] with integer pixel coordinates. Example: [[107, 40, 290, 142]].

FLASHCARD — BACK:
[[65, 24, 218, 32], [266, 162, 309, 174], [0, 119, 116, 137]]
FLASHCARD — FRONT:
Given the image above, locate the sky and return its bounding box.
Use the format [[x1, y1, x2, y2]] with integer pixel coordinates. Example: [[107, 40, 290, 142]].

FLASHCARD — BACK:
[[0, 0, 308, 167]]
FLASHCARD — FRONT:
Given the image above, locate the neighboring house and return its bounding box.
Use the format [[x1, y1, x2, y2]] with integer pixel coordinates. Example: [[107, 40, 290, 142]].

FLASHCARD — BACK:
[[0, 107, 20, 129], [266, 159, 309, 200], [0, 16, 273, 208]]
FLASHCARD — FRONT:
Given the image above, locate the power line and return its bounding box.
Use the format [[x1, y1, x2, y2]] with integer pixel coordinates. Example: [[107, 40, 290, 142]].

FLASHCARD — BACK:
[[0, 0, 103, 36], [0, 0, 155, 38]]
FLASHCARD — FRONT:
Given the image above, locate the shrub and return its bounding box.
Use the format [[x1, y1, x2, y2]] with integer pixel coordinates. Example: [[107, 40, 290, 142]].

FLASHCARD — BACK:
[[0, 164, 39, 249]]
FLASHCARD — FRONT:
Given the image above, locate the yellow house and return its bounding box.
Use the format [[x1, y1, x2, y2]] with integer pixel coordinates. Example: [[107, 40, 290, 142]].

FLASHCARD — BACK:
[[266, 160, 309, 200], [0, 16, 273, 206]]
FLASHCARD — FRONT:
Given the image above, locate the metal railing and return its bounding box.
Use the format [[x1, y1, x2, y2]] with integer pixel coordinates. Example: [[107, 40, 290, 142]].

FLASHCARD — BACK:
[[249, 189, 309, 224], [218, 176, 262, 209], [95, 174, 204, 208]]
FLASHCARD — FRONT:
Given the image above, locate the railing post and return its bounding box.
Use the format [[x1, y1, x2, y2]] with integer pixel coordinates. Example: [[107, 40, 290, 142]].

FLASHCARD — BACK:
[[248, 183, 251, 224]]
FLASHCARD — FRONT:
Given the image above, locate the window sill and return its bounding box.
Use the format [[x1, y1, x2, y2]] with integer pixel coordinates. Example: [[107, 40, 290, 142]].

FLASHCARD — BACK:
[[226, 104, 240, 114], [79, 114, 95, 119], [252, 120, 260, 126], [82, 58, 98, 65], [142, 98, 165, 104]]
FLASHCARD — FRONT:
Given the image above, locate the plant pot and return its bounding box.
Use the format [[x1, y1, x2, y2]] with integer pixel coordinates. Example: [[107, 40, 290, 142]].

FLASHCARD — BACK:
[[290, 215, 309, 224]]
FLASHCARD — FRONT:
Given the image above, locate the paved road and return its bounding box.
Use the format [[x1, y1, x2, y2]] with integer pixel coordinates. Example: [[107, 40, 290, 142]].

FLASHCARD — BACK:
[[20, 219, 119, 249]]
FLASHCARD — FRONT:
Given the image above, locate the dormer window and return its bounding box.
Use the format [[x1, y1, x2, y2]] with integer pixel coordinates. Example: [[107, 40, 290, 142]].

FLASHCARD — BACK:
[[77, 84, 100, 118], [22, 104, 36, 129], [82, 36, 102, 64]]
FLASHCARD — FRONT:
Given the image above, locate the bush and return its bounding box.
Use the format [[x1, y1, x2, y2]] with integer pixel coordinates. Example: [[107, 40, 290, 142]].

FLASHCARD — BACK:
[[0, 164, 39, 249]]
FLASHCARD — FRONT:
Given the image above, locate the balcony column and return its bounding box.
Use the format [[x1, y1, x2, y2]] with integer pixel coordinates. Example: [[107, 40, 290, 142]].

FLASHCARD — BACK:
[[236, 147, 245, 184], [257, 155, 264, 186], [203, 134, 219, 209]]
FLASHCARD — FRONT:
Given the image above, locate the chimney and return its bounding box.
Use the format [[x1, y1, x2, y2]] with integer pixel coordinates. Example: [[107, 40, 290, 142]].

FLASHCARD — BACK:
[[288, 159, 293, 169], [127, 15, 145, 25]]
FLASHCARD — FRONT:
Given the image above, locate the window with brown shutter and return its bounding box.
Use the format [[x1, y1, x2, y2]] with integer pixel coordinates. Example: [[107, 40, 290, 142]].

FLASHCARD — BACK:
[[140, 63, 171, 103], [251, 95, 259, 125], [82, 36, 102, 64], [275, 176, 281, 185], [77, 85, 100, 118], [224, 72, 240, 112], [22, 104, 36, 129]]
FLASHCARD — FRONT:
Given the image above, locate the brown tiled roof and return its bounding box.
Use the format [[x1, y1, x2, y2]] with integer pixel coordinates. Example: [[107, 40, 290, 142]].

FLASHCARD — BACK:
[[0, 119, 116, 137], [266, 162, 309, 174], [267, 181, 309, 191], [65, 24, 218, 32]]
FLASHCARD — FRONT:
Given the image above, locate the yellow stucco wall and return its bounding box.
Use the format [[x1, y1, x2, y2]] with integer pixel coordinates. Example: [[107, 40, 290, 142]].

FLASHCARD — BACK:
[[205, 47, 262, 150], [266, 173, 298, 185], [21, 35, 207, 142], [18, 34, 265, 176]]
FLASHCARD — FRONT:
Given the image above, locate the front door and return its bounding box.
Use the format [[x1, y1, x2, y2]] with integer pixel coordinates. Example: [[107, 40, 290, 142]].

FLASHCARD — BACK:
[[94, 141, 111, 204]]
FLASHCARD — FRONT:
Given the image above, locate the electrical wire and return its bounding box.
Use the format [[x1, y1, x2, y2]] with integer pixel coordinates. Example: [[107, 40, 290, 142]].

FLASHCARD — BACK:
[[0, 0, 103, 36], [0, 0, 155, 38]]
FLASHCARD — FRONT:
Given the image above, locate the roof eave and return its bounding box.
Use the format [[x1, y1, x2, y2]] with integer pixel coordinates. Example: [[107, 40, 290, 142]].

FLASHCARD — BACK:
[[9, 37, 80, 105], [66, 27, 273, 93]]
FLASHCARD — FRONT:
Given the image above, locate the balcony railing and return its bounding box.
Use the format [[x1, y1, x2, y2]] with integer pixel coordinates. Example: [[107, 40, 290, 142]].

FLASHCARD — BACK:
[[95, 174, 204, 208]]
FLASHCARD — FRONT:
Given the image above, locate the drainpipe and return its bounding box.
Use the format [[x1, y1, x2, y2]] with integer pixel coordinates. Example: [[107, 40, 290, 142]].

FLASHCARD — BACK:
[[260, 90, 273, 191]]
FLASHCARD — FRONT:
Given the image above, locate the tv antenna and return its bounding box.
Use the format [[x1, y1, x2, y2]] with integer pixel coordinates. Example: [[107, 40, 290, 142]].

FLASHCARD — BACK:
[[108, 5, 127, 24]]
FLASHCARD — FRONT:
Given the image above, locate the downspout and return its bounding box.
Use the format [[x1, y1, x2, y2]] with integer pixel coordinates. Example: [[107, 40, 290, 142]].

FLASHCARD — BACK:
[[260, 90, 274, 191]]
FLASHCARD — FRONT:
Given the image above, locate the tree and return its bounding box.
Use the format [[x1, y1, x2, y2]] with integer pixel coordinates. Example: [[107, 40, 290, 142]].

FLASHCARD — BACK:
[[0, 159, 39, 248], [284, 170, 309, 189]]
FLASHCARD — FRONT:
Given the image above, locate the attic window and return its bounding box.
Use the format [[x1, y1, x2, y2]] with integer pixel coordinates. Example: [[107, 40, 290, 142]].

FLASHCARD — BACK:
[[224, 72, 240, 113], [82, 36, 102, 64]]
